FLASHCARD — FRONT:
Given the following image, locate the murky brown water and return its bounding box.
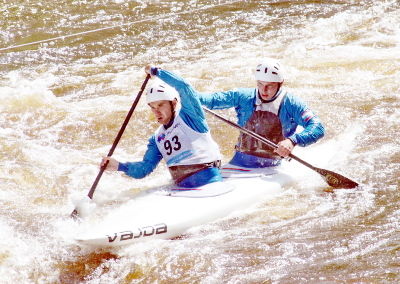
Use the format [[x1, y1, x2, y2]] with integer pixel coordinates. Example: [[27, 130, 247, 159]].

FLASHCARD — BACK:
[[1, 0, 399, 283]]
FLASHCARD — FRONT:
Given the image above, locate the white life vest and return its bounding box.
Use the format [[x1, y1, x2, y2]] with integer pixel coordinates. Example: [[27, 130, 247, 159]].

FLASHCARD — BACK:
[[154, 113, 221, 166]]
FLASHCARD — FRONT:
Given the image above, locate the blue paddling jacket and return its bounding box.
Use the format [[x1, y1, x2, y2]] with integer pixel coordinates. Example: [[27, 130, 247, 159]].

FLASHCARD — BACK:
[[196, 87, 325, 168], [197, 87, 325, 147]]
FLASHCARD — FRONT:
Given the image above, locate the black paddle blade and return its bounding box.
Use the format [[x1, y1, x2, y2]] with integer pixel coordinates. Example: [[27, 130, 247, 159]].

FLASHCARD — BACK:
[[314, 167, 359, 189]]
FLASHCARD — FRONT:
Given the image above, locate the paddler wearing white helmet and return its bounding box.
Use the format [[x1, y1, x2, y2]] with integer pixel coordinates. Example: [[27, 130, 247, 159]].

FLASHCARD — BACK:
[[101, 65, 222, 188], [255, 58, 285, 102], [146, 81, 179, 126]]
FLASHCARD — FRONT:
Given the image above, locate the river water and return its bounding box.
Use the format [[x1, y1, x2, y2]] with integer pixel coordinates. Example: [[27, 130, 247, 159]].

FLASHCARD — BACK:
[[1, 0, 399, 283]]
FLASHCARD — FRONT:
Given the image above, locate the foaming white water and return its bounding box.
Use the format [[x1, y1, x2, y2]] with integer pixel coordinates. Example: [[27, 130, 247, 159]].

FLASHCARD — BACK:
[[0, 72, 59, 112], [0, 215, 71, 283]]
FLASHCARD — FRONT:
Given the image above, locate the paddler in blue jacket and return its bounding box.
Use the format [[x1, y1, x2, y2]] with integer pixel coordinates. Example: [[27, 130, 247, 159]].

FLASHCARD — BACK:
[[199, 58, 325, 168], [101, 66, 222, 188], [155, 58, 325, 169]]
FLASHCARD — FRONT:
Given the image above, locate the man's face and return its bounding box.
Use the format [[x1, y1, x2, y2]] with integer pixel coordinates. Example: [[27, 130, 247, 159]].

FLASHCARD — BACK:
[[148, 100, 176, 125], [257, 81, 280, 100]]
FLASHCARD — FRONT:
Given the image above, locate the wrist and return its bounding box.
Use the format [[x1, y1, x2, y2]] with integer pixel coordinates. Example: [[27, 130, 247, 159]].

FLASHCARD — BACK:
[[288, 137, 297, 147]]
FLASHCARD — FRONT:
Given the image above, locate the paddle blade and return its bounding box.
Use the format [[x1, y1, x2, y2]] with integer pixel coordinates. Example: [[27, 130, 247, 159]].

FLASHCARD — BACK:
[[314, 167, 359, 189]]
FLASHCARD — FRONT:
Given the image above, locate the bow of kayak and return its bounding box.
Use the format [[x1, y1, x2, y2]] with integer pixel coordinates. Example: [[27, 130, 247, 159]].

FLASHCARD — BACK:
[[75, 164, 295, 247]]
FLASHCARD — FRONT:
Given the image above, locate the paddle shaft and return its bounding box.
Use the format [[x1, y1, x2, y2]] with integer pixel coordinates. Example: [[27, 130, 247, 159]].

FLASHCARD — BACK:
[[203, 107, 279, 148], [203, 108, 324, 170], [203, 107, 358, 188], [71, 74, 151, 218]]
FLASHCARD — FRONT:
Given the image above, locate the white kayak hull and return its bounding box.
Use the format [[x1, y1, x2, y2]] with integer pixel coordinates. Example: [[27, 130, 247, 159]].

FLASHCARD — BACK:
[[75, 164, 294, 247]]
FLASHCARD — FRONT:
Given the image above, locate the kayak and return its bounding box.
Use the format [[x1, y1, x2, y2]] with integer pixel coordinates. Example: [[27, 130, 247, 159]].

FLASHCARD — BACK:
[[75, 163, 295, 247]]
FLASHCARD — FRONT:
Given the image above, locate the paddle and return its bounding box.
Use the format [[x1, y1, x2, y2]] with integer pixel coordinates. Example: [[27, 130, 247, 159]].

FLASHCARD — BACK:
[[203, 107, 359, 189], [70, 74, 151, 219]]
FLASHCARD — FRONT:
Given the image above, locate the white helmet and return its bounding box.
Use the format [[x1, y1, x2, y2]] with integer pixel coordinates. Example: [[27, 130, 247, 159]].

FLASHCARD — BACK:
[[146, 82, 179, 104], [255, 58, 284, 83]]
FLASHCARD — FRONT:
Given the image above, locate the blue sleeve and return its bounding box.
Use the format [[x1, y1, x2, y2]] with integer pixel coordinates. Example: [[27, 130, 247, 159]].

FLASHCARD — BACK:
[[156, 69, 208, 133], [198, 88, 256, 127], [282, 94, 325, 147], [117, 135, 162, 178]]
